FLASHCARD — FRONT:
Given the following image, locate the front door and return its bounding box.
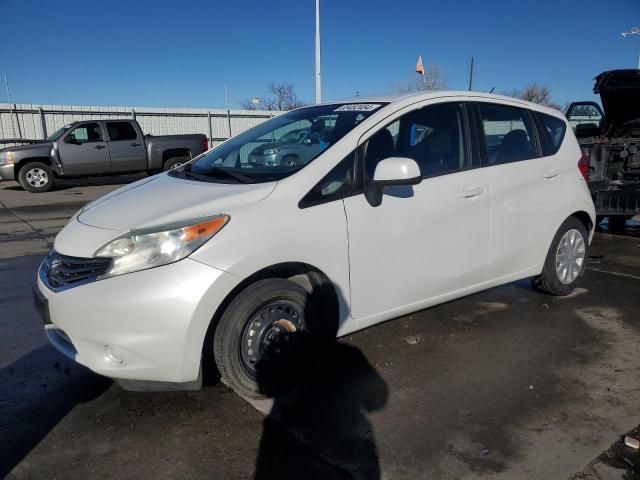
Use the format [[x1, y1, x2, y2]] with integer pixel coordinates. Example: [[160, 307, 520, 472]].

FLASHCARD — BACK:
[[105, 121, 147, 173], [344, 101, 491, 321], [58, 122, 110, 175]]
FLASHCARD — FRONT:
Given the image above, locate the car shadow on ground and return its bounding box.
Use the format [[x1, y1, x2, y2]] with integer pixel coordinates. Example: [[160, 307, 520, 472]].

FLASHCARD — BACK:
[[253, 338, 389, 479], [0, 345, 111, 477]]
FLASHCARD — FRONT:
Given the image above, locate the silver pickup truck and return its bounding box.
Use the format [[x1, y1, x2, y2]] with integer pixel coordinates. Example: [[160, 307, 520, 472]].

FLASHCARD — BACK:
[[0, 119, 208, 192]]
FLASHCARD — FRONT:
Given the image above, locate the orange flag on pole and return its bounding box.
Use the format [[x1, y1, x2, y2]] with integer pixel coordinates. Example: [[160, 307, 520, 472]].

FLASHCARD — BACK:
[[415, 55, 425, 75]]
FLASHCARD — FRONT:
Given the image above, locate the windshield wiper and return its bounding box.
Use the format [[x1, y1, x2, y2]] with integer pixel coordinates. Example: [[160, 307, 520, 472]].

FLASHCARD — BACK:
[[186, 167, 255, 184]]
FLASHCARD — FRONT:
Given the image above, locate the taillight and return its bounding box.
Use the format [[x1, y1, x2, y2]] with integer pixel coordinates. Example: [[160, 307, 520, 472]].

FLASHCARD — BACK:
[[202, 137, 209, 152], [578, 149, 590, 182]]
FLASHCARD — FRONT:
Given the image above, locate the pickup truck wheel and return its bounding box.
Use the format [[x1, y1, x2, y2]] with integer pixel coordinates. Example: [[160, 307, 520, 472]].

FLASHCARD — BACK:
[[532, 217, 589, 296], [163, 156, 190, 171], [18, 162, 55, 193], [213, 278, 329, 399]]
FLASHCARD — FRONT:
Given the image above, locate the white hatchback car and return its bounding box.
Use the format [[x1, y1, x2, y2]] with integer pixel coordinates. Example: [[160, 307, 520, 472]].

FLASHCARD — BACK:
[[35, 91, 595, 397]]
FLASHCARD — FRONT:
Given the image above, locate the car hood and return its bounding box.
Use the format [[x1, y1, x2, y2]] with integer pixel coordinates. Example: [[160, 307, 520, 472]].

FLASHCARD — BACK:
[[77, 173, 277, 231], [594, 69, 640, 127], [0, 142, 52, 154]]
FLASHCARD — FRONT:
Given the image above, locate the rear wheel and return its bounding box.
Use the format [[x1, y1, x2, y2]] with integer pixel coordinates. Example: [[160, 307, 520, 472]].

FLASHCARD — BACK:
[[533, 217, 589, 295], [213, 278, 328, 398], [18, 162, 55, 193], [163, 156, 190, 171]]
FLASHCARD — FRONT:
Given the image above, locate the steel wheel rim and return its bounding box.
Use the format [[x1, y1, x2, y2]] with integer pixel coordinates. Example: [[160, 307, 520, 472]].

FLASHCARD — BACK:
[[26, 168, 48, 187], [170, 162, 183, 170], [239, 300, 306, 380], [555, 228, 586, 284]]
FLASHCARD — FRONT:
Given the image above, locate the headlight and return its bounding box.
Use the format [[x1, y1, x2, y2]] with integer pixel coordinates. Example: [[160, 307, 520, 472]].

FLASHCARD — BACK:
[[0, 151, 14, 166], [262, 148, 280, 155], [95, 214, 229, 278]]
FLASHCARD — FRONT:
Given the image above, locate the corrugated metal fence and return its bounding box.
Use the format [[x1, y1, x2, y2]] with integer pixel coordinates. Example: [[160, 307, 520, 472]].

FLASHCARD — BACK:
[[0, 103, 282, 148]]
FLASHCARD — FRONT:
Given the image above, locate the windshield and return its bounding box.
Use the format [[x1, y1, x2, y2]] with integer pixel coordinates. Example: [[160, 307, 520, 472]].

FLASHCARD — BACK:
[[46, 125, 70, 141], [171, 103, 385, 183]]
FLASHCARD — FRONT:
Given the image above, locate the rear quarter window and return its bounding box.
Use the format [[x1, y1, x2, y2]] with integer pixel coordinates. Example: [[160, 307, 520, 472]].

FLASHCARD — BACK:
[[536, 112, 567, 156]]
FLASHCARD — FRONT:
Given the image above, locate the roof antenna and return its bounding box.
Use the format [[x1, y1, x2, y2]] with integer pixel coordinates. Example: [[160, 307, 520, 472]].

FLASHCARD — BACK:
[[489, 87, 495, 94]]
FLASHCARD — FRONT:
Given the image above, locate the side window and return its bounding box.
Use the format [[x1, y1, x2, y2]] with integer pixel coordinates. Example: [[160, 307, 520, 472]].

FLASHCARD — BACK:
[[363, 102, 469, 180], [478, 103, 537, 164], [536, 112, 567, 156], [67, 123, 103, 143], [107, 122, 138, 141], [299, 150, 357, 208]]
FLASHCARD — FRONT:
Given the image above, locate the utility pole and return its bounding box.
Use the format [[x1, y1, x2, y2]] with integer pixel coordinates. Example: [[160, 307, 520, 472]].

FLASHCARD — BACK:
[[4, 74, 19, 139], [468, 56, 474, 91], [315, 0, 322, 103]]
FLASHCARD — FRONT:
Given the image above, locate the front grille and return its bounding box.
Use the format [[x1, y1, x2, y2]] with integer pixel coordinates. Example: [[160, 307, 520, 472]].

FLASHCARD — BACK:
[[41, 251, 111, 291]]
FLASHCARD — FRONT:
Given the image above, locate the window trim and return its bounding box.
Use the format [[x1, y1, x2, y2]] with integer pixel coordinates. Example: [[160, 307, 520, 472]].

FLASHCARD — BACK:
[[105, 121, 140, 142], [533, 111, 567, 157], [298, 148, 362, 209], [63, 121, 105, 144], [357, 101, 477, 187], [473, 101, 543, 167]]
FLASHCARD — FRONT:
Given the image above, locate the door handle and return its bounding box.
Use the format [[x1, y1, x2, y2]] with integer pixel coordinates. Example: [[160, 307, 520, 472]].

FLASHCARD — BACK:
[[130, 142, 141, 147], [459, 186, 485, 198], [543, 168, 560, 179], [94, 145, 106, 150]]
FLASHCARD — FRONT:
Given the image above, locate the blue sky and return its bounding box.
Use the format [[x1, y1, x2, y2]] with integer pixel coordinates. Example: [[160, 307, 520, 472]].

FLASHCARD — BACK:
[[1, 0, 639, 108]]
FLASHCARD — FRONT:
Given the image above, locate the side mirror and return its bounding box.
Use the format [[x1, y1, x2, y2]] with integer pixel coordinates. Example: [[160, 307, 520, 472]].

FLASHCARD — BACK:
[[365, 157, 422, 206], [64, 135, 79, 144]]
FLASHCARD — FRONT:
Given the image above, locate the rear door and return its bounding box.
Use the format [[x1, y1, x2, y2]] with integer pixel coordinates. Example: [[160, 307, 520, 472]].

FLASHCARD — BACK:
[[105, 121, 147, 173], [58, 122, 110, 175], [474, 102, 567, 280]]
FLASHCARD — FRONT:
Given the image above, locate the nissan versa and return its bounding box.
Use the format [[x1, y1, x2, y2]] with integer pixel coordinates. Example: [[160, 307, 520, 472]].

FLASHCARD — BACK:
[[34, 92, 596, 398]]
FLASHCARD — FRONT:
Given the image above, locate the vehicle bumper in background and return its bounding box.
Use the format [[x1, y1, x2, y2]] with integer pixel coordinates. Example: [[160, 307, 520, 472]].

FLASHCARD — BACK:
[[593, 189, 640, 216], [0, 164, 15, 181], [35, 257, 242, 384]]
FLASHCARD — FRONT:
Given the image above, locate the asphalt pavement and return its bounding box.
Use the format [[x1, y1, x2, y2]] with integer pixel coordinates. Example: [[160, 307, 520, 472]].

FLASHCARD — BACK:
[[1, 177, 639, 479]]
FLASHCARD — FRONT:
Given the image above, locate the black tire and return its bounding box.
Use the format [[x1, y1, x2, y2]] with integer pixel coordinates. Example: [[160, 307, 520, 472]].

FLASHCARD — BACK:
[[281, 155, 301, 167], [533, 217, 589, 296], [213, 278, 331, 399], [18, 162, 55, 193], [163, 156, 190, 172]]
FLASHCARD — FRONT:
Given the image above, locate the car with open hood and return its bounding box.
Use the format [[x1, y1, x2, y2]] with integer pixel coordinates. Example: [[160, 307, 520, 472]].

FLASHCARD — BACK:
[[566, 69, 640, 227], [34, 91, 595, 398]]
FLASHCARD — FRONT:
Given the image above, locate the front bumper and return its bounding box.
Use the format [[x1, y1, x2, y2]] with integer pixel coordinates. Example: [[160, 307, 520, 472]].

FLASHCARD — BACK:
[[0, 164, 15, 181], [36, 257, 242, 383]]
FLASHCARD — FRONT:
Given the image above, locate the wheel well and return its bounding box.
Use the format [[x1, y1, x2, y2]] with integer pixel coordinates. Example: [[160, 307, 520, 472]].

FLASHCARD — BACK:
[[201, 262, 339, 381], [15, 157, 52, 175], [162, 149, 190, 165], [570, 210, 593, 233]]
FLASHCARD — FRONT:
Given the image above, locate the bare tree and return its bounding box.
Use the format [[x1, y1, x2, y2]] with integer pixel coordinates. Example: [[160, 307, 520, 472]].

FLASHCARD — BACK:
[[392, 61, 447, 93], [504, 83, 562, 110], [241, 83, 306, 111]]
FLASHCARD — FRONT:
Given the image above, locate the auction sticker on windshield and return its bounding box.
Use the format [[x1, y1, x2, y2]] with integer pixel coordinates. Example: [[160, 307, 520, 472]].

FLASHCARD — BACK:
[[334, 104, 382, 112]]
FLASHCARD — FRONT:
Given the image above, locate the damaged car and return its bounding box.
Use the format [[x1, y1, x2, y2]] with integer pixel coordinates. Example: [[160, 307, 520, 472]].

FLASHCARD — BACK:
[[566, 69, 640, 228]]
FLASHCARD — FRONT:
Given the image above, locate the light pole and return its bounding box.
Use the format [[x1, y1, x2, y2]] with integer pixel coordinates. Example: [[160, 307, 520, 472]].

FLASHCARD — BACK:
[[621, 27, 640, 69], [315, 0, 321, 103]]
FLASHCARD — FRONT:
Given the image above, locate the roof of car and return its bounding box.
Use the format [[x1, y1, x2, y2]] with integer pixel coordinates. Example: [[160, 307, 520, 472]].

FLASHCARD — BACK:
[[323, 90, 563, 117]]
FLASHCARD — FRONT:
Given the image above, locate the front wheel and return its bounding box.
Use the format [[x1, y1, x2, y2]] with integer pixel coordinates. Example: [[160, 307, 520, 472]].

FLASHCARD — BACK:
[[214, 278, 327, 398], [18, 162, 55, 193], [533, 217, 589, 295]]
